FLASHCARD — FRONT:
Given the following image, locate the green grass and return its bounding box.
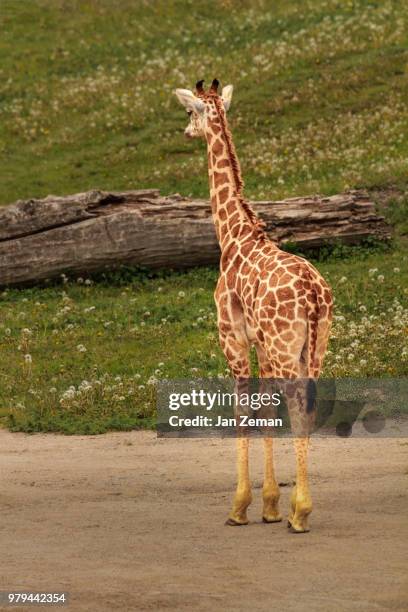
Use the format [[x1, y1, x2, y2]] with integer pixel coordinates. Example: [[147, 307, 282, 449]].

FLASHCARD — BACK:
[[1, 246, 407, 433], [0, 0, 407, 433], [1, 0, 407, 203]]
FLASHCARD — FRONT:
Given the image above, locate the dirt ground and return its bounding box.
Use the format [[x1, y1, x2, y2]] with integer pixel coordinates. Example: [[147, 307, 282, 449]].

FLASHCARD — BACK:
[[0, 430, 407, 612]]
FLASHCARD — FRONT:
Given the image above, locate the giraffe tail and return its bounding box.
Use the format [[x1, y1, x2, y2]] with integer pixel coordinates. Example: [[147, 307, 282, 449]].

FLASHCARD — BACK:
[[306, 295, 319, 378], [305, 285, 319, 413]]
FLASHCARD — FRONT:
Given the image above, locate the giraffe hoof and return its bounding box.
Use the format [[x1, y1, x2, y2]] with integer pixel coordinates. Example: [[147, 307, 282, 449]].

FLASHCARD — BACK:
[[225, 517, 249, 526], [262, 515, 282, 524], [288, 524, 310, 534], [287, 517, 310, 533]]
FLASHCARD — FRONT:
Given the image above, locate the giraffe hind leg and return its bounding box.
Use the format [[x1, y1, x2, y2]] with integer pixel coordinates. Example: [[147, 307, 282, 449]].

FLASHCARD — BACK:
[[263, 350, 313, 534], [219, 331, 253, 526], [226, 436, 252, 526], [226, 379, 252, 526], [285, 380, 313, 533], [288, 437, 312, 533]]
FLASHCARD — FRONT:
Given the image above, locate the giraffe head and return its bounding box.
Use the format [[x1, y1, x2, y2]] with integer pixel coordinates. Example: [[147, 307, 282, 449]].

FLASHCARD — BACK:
[[174, 79, 233, 139]]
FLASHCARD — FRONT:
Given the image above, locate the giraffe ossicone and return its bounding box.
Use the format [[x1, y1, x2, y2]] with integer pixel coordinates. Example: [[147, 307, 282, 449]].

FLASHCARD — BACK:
[[174, 79, 333, 533]]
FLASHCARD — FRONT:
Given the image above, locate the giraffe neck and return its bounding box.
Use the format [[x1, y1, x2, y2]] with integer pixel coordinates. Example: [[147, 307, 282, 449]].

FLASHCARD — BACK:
[[205, 98, 264, 250]]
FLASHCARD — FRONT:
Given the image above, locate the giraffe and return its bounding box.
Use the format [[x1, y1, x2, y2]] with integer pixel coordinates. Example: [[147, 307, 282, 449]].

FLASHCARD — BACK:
[[174, 79, 333, 533]]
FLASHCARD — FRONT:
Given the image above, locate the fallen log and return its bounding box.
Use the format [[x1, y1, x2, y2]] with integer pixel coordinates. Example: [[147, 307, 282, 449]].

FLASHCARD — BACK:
[[0, 189, 391, 287]]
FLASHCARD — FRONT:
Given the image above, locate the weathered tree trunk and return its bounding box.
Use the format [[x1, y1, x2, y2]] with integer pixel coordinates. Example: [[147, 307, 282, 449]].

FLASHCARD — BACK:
[[0, 189, 390, 287]]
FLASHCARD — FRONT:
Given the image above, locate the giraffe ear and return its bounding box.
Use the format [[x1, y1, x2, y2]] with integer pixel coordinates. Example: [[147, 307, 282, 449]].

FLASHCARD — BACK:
[[221, 84, 233, 111], [173, 89, 205, 113]]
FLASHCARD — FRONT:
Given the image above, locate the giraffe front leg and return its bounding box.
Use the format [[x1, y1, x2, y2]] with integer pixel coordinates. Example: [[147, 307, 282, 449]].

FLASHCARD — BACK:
[[288, 437, 312, 533], [255, 352, 281, 524], [262, 437, 282, 523]]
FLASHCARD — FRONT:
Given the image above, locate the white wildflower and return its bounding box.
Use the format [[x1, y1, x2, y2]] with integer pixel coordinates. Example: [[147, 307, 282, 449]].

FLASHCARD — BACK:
[[78, 380, 92, 392]]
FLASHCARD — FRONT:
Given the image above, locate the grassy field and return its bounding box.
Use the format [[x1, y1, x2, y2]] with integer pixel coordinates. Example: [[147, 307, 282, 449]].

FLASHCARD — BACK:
[[0, 0, 407, 433], [1, 0, 408, 203]]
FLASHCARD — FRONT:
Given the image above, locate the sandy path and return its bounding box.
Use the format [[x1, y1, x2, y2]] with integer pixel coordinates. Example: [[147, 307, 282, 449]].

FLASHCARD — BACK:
[[0, 430, 407, 611]]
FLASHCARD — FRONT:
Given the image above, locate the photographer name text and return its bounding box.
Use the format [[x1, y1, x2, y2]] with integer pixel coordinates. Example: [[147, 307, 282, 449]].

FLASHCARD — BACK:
[[168, 415, 283, 427]]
